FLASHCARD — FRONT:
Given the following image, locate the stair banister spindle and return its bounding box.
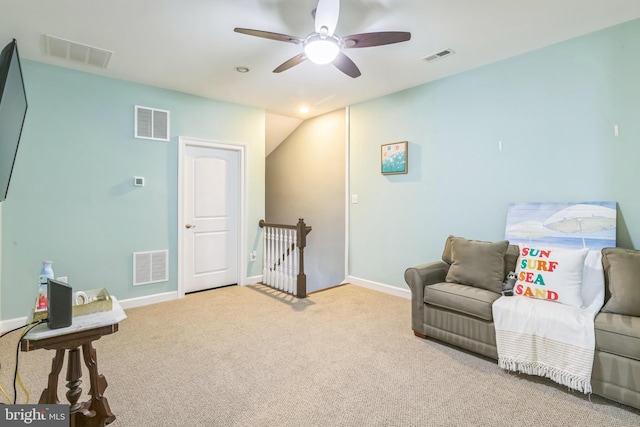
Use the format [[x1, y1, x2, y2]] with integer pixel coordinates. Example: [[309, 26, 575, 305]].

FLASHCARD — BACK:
[[285, 228, 290, 292], [277, 227, 283, 290], [288, 228, 295, 295], [266, 226, 272, 284], [263, 226, 268, 283]]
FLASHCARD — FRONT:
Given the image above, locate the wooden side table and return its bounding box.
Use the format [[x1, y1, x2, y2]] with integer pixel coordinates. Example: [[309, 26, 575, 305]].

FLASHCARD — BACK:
[[21, 298, 126, 427]]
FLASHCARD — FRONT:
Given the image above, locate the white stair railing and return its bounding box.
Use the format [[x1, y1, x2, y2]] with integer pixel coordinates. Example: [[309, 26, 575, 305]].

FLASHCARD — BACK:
[[259, 218, 311, 298]]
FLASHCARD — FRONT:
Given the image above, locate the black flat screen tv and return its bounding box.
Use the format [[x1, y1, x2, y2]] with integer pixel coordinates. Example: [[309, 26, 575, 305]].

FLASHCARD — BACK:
[[0, 39, 28, 202]]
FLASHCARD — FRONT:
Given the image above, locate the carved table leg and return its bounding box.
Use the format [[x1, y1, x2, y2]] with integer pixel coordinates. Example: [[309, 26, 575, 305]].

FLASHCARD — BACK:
[[66, 348, 83, 411], [77, 342, 115, 426], [66, 347, 95, 427], [39, 349, 65, 404]]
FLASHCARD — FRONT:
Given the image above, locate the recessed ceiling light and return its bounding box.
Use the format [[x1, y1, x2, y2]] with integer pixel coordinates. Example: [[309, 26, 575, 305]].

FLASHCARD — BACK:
[[235, 66, 250, 73], [299, 106, 309, 114]]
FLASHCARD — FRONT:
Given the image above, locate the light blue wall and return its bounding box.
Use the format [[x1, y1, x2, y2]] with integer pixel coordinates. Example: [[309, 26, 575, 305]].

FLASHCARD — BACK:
[[349, 19, 640, 290], [1, 61, 265, 320]]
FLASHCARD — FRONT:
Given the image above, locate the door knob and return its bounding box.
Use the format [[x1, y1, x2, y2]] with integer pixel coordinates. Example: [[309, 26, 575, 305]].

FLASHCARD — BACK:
[[185, 224, 196, 229]]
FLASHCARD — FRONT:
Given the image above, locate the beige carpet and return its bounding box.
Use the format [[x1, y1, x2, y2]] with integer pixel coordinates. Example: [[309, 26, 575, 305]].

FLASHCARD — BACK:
[[1, 284, 639, 426]]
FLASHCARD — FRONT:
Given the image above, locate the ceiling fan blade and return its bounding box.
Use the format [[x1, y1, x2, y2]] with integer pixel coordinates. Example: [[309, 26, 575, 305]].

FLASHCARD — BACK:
[[234, 28, 303, 44], [273, 53, 307, 73], [332, 52, 361, 78], [314, 0, 340, 36], [342, 31, 411, 48]]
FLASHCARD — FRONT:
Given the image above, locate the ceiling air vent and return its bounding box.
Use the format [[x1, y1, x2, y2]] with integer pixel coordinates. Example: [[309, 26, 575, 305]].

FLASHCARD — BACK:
[[45, 34, 112, 68], [135, 105, 170, 141], [423, 48, 456, 63]]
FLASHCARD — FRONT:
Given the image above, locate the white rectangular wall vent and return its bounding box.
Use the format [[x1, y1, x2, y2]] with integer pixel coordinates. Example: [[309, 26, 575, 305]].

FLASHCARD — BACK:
[[423, 48, 456, 63], [133, 250, 169, 286], [135, 105, 170, 141], [45, 34, 112, 68]]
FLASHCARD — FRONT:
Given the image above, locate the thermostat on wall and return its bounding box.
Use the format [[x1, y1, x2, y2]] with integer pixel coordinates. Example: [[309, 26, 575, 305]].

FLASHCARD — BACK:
[[133, 176, 145, 187]]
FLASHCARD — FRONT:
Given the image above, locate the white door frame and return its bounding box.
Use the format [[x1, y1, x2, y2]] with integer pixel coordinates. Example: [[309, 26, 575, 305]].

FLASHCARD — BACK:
[[178, 136, 247, 298]]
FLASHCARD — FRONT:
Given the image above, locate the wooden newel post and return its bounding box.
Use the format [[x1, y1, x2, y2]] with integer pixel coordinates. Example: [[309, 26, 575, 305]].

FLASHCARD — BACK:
[[296, 218, 307, 298]]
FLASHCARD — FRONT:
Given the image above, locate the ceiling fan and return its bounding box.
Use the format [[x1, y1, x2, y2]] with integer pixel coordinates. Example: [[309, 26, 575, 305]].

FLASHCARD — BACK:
[[234, 0, 411, 78]]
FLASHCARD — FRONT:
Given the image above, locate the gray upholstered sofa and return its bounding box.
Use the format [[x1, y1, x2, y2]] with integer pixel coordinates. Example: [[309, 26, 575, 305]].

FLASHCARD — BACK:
[[404, 236, 640, 410], [591, 247, 640, 410]]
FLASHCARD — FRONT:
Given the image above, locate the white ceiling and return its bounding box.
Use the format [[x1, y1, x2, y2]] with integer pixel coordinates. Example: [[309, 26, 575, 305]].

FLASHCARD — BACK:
[[2, 1, 640, 132]]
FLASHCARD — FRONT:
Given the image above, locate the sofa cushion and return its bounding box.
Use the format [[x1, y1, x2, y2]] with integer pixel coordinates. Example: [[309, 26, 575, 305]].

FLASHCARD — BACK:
[[424, 282, 501, 322], [513, 244, 588, 307], [594, 312, 640, 361], [443, 236, 508, 293], [601, 247, 640, 317]]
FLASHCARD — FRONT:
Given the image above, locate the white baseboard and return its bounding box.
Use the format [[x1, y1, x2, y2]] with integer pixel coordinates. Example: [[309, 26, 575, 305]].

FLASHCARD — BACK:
[[242, 275, 262, 286], [346, 276, 411, 299], [0, 316, 29, 334], [118, 291, 179, 310], [118, 278, 264, 310]]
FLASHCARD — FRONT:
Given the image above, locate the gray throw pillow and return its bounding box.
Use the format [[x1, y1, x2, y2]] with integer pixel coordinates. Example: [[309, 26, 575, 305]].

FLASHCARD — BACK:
[[443, 235, 518, 279], [445, 236, 509, 293], [441, 235, 456, 264], [601, 247, 640, 317]]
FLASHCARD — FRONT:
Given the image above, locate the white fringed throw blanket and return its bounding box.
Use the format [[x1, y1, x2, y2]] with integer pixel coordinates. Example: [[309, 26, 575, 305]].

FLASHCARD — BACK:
[[492, 251, 604, 393]]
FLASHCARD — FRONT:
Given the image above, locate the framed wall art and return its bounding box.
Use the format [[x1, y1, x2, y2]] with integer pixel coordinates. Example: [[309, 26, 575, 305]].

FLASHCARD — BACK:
[[381, 141, 408, 175]]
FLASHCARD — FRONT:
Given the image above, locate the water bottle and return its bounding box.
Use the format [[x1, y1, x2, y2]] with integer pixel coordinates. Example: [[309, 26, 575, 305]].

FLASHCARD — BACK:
[[37, 261, 54, 309]]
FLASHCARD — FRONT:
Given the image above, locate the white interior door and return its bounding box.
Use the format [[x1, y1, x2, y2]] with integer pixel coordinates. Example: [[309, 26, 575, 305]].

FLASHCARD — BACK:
[[183, 145, 239, 293]]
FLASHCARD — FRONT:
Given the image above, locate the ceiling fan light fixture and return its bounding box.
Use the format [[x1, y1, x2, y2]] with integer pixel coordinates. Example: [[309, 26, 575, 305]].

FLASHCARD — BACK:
[[304, 34, 340, 65], [234, 1, 411, 78]]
